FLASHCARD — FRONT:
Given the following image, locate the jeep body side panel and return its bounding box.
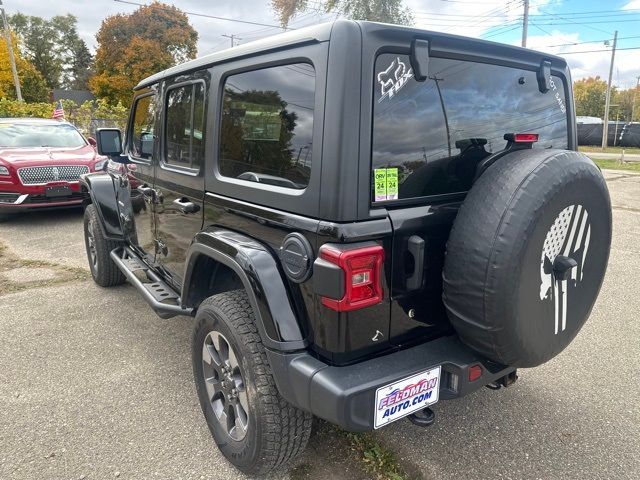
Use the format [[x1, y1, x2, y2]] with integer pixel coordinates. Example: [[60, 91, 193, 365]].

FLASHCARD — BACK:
[[184, 227, 307, 351], [80, 173, 124, 240], [317, 20, 363, 222]]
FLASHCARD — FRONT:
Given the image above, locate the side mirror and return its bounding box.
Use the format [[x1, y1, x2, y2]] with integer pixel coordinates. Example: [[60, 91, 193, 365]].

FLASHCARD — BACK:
[[96, 128, 123, 156], [87, 137, 97, 147], [140, 137, 154, 157]]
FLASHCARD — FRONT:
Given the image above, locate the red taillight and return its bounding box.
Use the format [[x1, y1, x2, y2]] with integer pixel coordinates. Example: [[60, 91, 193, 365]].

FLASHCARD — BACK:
[[320, 244, 384, 312], [513, 133, 539, 143], [468, 364, 482, 382]]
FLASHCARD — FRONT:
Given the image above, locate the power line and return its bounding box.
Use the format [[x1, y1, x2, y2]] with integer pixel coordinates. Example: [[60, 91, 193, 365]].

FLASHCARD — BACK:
[[222, 34, 241, 47], [538, 34, 640, 48], [113, 0, 294, 30], [413, 8, 640, 19], [535, 8, 613, 35], [560, 46, 640, 55]]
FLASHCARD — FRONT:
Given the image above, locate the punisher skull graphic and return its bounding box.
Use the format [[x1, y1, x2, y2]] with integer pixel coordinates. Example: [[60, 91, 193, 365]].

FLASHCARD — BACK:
[[540, 205, 591, 334]]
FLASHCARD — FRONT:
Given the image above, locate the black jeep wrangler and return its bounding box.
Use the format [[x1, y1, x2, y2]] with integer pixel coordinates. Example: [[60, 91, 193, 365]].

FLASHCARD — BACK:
[[81, 20, 612, 475]]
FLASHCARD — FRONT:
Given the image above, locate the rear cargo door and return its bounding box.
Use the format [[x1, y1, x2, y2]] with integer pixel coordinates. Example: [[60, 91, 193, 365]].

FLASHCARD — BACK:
[[370, 53, 570, 347]]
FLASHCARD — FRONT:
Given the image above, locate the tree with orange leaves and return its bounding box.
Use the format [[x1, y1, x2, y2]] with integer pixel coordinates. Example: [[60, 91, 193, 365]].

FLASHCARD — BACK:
[[90, 1, 197, 106], [0, 31, 48, 102]]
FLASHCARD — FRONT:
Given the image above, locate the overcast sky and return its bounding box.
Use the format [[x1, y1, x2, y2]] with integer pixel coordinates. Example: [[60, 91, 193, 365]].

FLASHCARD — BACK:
[[4, 0, 640, 88]]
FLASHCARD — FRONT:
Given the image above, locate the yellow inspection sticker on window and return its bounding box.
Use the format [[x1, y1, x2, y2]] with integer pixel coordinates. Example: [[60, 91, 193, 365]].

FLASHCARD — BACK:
[[374, 168, 398, 201]]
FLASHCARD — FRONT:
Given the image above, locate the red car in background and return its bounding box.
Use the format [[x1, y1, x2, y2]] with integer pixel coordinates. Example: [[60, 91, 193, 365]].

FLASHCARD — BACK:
[[0, 118, 107, 221]]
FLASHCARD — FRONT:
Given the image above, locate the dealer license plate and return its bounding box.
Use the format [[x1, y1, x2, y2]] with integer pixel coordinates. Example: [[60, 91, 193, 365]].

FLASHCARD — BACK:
[[374, 366, 441, 429]]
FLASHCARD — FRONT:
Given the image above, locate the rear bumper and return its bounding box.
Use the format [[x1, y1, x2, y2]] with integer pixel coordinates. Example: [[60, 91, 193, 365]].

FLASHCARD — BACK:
[[266, 335, 515, 432]]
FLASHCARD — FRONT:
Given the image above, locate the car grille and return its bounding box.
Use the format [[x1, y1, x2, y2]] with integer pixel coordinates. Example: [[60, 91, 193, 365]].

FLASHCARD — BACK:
[[17, 165, 90, 185]]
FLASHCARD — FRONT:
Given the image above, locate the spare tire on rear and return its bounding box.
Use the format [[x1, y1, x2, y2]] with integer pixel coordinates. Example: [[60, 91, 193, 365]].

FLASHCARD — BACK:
[[443, 149, 611, 368]]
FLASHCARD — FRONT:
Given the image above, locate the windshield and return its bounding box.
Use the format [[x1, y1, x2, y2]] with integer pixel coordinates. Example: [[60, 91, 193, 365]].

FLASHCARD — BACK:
[[0, 123, 87, 149]]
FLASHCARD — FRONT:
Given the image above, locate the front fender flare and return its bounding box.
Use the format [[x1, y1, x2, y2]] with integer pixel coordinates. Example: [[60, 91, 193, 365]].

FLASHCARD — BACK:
[[80, 173, 124, 240], [184, 228, 307, 352]]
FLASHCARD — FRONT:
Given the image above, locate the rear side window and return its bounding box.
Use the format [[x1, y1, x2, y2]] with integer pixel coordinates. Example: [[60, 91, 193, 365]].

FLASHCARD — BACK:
[[372, 54, 569, 201], [219, 63, 315, 190], [164, 82, 206, 170], [130, 93, 156, 160]]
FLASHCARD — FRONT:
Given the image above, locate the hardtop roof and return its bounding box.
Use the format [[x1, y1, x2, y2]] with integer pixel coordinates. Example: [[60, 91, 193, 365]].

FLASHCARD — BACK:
[[135, 19, 567, 90]]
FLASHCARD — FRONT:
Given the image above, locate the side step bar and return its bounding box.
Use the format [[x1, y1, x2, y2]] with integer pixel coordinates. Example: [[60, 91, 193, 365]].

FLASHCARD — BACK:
[[110, 246, 194, 318]]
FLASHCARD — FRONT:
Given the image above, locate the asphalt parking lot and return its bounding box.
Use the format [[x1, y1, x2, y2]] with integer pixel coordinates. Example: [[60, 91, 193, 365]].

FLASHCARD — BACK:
[[1, 170, 639, 480]]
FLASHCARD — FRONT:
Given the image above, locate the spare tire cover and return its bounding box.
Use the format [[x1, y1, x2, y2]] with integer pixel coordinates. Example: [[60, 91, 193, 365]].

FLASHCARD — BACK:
[[443, 150, 611, 367]]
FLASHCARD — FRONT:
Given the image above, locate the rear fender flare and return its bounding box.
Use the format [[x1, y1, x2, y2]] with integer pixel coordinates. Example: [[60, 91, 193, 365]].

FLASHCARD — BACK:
[[183, 228, 307, 352], [80, 173, 124, 240]]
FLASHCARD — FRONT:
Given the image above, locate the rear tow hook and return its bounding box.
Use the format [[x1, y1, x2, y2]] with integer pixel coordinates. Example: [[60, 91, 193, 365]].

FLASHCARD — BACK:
[[408, 407, 436, 428], [486, 370, 518, 390]]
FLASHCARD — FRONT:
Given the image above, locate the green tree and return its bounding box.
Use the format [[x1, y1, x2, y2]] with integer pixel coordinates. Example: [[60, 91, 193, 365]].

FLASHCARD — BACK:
[[90, 1, 198, 106], [613, 87, 639, 122], [53, 14, 93, 90], [6, 13, 92, 90], [271, 0, 413, 27], [573, 77, 612, 119]]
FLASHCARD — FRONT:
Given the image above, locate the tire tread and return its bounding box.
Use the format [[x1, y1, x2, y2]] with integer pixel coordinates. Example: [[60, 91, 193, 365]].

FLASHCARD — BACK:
[[194, 291, 312, 475]]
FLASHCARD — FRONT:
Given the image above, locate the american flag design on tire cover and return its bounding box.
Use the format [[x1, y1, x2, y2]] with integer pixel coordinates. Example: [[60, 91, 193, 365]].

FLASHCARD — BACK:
[[540, 205, 591, 334]]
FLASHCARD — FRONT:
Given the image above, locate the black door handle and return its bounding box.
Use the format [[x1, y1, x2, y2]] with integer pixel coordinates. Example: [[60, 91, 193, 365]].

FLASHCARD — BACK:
[[172, 198, 200, 214], [406, 235, 425, 291]]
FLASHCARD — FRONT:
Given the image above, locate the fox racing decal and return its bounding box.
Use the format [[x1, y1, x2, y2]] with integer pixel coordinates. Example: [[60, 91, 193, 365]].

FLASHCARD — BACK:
[[377, 57, 413, 103]]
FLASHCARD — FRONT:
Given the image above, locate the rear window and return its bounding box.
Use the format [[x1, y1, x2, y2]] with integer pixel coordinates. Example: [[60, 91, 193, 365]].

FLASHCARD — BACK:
[[372, 54, 569, 201]]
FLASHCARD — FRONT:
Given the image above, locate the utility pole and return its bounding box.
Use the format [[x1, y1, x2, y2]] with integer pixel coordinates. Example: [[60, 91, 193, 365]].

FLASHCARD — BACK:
[[430, 76, 451, 157], [602, 30, 618, 149], [222, 34, 241, 47], [522, 0, 529, 48], [0, 0, 22, 101], [631, 76, 640, 123]]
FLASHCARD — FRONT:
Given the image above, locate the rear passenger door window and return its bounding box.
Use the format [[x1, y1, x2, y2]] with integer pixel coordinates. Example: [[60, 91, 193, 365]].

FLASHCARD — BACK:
[[129, 93, 156, 160], [164, 82, 206, 171], [218, 63, 315, 190]]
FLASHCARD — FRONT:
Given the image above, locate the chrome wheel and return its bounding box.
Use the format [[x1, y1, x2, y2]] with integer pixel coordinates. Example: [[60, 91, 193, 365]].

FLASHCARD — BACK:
[[86, 218, 98, 271], [202, 331, 249, 441]]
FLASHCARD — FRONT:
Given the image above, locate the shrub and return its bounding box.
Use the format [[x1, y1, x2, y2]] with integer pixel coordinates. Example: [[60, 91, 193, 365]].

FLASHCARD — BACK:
[[0, 98, 128, 136]]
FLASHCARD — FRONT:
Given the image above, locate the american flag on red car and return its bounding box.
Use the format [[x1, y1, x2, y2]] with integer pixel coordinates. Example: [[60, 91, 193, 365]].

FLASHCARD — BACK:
[[52, 100, 65, 120]]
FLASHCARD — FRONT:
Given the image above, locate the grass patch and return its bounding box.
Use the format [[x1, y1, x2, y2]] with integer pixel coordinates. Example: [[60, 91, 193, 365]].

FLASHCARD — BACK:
[[593, 159, 640, 172], [579, 146, 640, 154], [340, 429, 411, 480], [0, 240, 89, 295]]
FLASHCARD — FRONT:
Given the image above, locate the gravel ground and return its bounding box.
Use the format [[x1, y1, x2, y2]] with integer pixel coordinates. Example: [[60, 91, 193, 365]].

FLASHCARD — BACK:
[[0, 170, 638, 479]]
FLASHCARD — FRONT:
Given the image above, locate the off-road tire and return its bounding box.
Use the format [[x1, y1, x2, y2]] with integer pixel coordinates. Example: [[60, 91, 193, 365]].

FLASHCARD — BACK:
[[83, 204, 126, 287], [192, 291, 312, 475]]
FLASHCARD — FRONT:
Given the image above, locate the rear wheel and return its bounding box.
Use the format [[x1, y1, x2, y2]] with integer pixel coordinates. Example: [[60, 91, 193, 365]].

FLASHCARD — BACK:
[[83, 204, 126, 287], [192, 291, 312, 475]]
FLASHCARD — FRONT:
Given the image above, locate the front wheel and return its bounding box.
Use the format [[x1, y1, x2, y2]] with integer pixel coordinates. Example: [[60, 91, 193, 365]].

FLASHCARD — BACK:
[[83, 204, 126, 287], [192, 291, 312, 475]]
